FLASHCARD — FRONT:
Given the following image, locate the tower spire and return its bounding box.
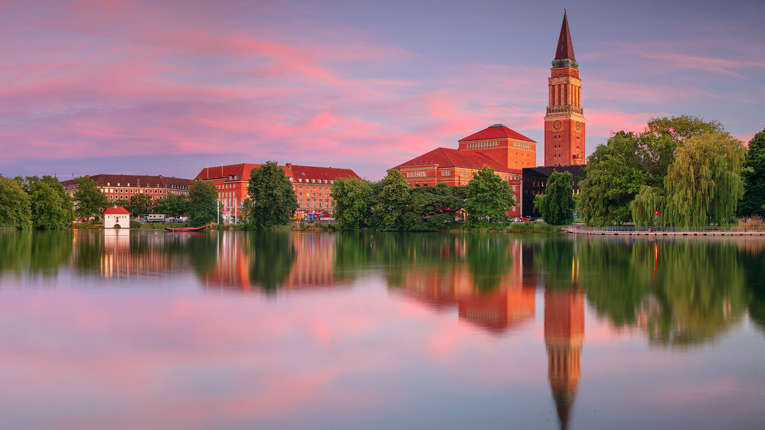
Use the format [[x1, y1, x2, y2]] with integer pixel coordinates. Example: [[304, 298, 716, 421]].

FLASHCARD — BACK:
[[553, 9, 577, 68]]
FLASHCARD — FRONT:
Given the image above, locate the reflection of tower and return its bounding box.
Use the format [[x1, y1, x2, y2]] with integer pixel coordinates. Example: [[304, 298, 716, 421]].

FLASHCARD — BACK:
[[544, 288, 584, 430]]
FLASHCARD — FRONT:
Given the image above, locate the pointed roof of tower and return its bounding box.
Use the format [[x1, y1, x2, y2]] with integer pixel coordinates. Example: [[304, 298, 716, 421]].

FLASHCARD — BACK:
[[552, 10, 578, 69], [555, 10, 575, 60]]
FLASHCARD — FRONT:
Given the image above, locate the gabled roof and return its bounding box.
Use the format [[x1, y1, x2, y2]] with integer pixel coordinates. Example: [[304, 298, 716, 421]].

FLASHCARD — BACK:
[[104, 206, 129, 215], [555, 10, 576, 61], [394, 147, 517, 173], [459, 124, 535, 143], [287, 164, 361, 181], [62, 174, 192, 188], [196, 163, 361, 182]]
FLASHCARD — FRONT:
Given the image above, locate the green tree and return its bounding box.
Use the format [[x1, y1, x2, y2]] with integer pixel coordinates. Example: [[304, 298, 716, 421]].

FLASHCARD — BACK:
[[0, 175, 32, 228], [246, 162, 298, 229], [664, 132, 746, 227], [630, 185, 665, 226], [331, 178, 374, 229], [536, 171, 574, 225], [28, 176, 74, 230], [370, 170, 411, 230], [154, 193, 191, 218], [738, 129, 765, 218], [464, 167, 515, 225], [645, 115, 724, 142], [189, 179, 218, 226], [127, 193, 154, 218], [578, 132, 647, 226], [408, 184, 463, 231], [73, 176, 108, 222]]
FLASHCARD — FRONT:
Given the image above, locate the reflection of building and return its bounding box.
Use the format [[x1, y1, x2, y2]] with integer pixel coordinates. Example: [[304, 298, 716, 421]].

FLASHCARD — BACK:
[[96, 231, 187, 279], [195, 163, 361, 222], [201, 233, 349, 292], [397, 240, 536, 332], [544, 288, 584, 430]]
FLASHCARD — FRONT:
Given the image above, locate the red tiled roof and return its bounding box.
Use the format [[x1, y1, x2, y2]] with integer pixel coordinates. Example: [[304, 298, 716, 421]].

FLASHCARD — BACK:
[[196, 163, 361, 181], [104, 206, 130, 215], [459, 124, 535, 143], [62, 174, 192, 188], [393, 147, 517, 173]]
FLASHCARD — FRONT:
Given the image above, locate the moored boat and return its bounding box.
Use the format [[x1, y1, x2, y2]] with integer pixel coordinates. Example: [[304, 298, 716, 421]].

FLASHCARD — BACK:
[[165, 226, 206, 232]]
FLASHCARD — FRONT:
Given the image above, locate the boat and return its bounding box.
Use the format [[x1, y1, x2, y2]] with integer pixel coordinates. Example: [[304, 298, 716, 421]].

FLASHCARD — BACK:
[[165, 226, 206, 232]]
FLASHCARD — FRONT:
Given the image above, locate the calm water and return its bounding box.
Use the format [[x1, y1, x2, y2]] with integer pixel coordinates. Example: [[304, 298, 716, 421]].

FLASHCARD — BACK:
[[1, 230, 764, 429]]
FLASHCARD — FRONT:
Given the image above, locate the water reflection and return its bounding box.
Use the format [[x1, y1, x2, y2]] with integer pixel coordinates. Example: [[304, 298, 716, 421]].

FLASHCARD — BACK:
[[0, 231, 764, 428]]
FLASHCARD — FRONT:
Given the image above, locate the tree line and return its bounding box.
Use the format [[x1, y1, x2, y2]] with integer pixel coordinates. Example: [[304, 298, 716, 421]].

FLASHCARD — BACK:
[[0, 175, 219, 229], [575, 116, 765, 227]]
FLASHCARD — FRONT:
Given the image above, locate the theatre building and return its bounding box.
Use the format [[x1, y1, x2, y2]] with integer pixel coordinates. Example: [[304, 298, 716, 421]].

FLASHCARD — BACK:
[[392, 124, 536, 218], [62, 174, 192, 203], [196, 163, 361, 222]]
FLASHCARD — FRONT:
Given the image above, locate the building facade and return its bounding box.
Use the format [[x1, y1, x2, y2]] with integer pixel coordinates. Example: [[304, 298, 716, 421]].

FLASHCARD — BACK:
[[62, 174, 192, 203], [544, 11, 586, 166], [521, 165, 585, 218], [393, 124, 535, 218], [195, 163, 361, 222], [103, 206, 130, 229]]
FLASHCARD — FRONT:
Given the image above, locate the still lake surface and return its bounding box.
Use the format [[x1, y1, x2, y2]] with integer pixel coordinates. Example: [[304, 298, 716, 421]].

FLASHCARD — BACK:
[[0, 229, 764, 429]]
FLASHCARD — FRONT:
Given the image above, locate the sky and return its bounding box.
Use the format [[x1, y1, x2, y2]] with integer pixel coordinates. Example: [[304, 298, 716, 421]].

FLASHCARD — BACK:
[[1, 0, 764, 181]]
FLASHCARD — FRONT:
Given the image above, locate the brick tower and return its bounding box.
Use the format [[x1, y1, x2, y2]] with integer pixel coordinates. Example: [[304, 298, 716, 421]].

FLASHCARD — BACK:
[[544, 10, 585, 166]]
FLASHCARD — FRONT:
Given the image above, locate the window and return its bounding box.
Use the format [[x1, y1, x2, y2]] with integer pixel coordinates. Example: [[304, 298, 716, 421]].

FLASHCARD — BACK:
[[405, 171, 426, 178]]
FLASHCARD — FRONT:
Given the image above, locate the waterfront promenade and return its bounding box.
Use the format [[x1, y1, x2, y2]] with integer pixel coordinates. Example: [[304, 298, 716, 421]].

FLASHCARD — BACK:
[[567, 226, 765, 237]]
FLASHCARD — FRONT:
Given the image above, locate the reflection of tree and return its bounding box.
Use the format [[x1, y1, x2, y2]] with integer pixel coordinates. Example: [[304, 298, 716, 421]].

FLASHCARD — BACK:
[[579, 239, 748, 348], [73, 231, 103, 274], [28, 231, 73, 276], [465, 234, 512, 292], [247, 232, 295, 293], [739, 246, 765, 334], [0, 231, 32, 277], [186, 233, 218, 278]]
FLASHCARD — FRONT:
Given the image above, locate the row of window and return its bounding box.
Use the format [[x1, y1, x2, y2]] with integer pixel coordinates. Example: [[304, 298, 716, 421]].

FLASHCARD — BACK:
[[293, 178, 335, 184], [465, 140, 500, 150]]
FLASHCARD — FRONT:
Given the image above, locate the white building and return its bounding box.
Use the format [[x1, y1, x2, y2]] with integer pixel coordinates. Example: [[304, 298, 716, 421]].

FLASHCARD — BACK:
[[104, 206, 130, 229]]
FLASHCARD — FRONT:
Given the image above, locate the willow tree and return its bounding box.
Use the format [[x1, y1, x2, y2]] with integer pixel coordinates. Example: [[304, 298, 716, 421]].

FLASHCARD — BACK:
[[630, 185, 665, 226], [664, 132, 746, 227]]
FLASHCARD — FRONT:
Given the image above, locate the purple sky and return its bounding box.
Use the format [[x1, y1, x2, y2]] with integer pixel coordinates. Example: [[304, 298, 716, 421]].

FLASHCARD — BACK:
[[1, 0, 764, 181]]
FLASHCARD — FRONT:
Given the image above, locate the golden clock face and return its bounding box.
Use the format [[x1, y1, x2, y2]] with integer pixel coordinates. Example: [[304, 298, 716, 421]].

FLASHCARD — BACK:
[[575, 122, 582, 131], [553, 120, 562, 130]]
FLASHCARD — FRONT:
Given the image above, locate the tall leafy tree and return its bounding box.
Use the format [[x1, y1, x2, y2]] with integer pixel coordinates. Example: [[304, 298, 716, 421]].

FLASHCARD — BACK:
[[331, 178, 374, 229], [370, 170, 411, 230], [127, 194, 154, 218], [73, 176, 108, 221], [408, 184, 463, 231], [189, 179, 218, 226], [246, 162, 297, 229], [578, 132, 647, 226], [645, 115, 724, 142], [739, 129, 765, 217], [536, 171, 575, 225], [154, 194, 191, 218], [464, 167, 515, 225], [664, 132, 746, 227], [0, 175, 32, 229], [28, 176, 74, 230]]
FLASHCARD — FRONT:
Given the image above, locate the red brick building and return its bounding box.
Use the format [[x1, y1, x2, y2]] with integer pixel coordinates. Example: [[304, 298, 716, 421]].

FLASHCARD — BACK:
[[392, 124, 535, 218], [544, 10, 586, 166], [195, 163, 361, 222], [62, 174, 192, 203]]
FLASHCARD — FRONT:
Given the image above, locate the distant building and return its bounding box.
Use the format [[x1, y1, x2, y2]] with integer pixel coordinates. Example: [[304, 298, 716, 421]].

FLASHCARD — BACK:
[[62, 174, 192, 203], [522, 165, 585, 218], [195, 163, 361, 222], [544, 10, 586, 166], [103, 206, 130, 229], [392, 124, 535, 218]]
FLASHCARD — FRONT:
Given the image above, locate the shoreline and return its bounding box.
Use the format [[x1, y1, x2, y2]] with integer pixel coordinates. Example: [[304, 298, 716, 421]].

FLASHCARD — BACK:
[[567, 227, 765, 237]]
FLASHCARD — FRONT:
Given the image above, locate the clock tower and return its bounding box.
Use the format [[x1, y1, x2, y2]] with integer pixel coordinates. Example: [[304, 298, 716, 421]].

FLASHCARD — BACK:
[[544, 10, 585, 166]]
